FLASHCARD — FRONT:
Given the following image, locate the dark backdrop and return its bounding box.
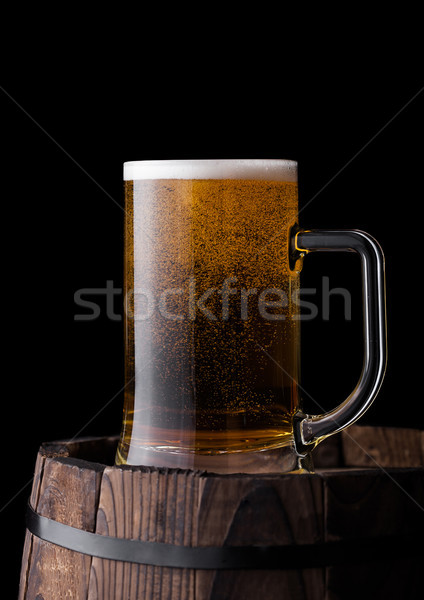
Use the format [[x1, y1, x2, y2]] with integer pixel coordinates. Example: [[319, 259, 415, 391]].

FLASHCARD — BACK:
[[1, 13, 423, 593]]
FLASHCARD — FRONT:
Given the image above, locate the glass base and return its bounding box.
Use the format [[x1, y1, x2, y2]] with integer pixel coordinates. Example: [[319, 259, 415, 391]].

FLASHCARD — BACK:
[[115, 440, 313, 474]]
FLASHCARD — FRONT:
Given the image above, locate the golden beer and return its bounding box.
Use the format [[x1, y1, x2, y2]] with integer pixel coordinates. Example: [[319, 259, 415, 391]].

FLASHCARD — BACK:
[[116, 160, 301, 467]]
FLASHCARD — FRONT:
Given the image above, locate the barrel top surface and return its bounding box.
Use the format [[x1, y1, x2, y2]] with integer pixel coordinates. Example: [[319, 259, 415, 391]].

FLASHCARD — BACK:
[[39, 425, 424, 475]]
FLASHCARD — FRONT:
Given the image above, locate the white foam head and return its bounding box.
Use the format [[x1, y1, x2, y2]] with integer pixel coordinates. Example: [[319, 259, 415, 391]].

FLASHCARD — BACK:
[[123, 159, 297, 181]]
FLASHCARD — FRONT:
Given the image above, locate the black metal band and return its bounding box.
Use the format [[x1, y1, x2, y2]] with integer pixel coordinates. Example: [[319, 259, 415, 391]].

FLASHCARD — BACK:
[[26, 503, 422, 570]]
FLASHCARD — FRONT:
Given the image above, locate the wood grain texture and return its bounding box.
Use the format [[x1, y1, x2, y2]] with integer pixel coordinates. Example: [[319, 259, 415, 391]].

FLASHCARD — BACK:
[[19, 428, 424, 600], [322, 468, 424, 600], [341, 425, 424, 468], [20, 447, 105, 600], [195, 474, 325, 600], [88, 466, 199, 600], [18, 451, 46, 600], [313, 434, 343, 469]]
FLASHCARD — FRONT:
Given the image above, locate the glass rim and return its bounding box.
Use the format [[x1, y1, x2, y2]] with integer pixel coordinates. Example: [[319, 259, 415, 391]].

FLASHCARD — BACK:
[[123, 159, 298, 182]]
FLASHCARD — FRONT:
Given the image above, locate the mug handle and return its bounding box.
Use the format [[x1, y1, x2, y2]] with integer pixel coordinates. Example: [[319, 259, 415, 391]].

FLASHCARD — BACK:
[[291, 229, 387, 453]]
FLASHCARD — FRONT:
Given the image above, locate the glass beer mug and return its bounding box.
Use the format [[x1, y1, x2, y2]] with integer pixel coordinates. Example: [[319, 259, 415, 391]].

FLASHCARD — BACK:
[[116, 159, 386, 473]]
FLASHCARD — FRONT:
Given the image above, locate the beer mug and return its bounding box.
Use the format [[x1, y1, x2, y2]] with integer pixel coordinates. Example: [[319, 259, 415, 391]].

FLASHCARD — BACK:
[[116, 159, 386, 473]]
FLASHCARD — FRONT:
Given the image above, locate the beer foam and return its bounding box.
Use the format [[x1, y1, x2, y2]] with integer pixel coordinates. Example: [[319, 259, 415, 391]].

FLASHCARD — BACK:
[[123, 159, 297, 181]]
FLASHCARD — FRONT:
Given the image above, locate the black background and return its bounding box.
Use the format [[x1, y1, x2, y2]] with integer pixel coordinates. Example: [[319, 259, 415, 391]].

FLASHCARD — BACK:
[[1, 10, 423, 593]]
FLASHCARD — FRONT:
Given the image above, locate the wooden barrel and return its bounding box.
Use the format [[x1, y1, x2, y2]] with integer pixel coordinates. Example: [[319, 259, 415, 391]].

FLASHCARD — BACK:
[[19, 425, 424, 599]]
